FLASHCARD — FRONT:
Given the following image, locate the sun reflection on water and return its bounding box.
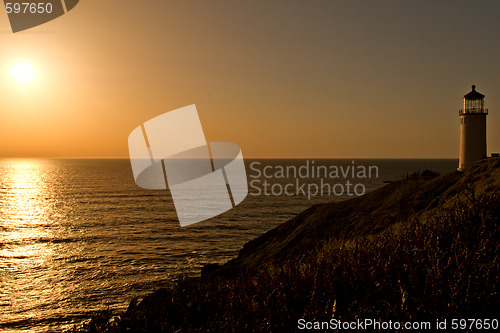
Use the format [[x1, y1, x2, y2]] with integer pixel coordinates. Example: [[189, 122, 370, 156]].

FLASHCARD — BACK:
[[1, 159, 50, 220], [0, 160, 58, 331]]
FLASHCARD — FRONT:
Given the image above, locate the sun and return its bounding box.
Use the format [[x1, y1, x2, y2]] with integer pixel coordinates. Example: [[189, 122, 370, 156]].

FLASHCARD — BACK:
[[10, 63, 35, 83]]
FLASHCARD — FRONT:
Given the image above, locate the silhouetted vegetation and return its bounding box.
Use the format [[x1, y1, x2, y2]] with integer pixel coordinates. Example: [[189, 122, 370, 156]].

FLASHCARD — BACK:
[[82, 193, 499, 332], [81, 161, 500, 332]]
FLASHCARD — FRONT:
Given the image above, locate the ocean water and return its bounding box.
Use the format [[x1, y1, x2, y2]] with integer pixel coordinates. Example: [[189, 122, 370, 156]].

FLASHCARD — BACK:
[[0, 158, 457, 332]]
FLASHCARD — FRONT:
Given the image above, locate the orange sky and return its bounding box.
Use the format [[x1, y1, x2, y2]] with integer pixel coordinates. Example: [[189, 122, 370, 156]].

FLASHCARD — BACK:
[[1, 0, 499, 158]]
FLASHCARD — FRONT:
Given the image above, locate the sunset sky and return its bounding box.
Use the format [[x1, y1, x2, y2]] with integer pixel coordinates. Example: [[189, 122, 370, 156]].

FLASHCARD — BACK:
[[1, 0, 499, 158]]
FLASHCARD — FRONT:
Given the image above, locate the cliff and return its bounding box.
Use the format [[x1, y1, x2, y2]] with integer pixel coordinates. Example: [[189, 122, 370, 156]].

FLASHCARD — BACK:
[[229, 159, 500, 270], [83, 159, 500, 333]]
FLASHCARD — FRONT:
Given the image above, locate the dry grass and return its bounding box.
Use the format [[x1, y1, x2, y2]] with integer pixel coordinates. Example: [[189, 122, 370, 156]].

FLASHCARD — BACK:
[[83, 190, 499, 332]]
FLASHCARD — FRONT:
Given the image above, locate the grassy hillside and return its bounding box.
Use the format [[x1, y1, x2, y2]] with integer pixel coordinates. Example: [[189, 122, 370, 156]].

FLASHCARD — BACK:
[[230, 159, 500, 270], [82, 159, 500, 332]]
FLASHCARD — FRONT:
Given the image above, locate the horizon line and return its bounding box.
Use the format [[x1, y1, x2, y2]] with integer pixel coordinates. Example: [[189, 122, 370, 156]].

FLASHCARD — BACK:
[[0, 156, 460, 160]]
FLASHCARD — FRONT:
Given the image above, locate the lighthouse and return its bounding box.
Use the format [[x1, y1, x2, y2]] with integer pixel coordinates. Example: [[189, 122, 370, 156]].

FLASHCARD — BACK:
[[458, 85, 488, 171]]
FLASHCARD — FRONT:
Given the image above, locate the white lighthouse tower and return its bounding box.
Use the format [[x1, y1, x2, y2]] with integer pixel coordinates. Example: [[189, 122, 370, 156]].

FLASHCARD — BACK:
[[458, 85, 488, 171]]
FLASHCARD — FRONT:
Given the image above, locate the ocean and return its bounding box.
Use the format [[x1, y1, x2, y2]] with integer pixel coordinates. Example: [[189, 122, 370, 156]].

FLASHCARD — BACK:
[[0, 158, 458, 332]]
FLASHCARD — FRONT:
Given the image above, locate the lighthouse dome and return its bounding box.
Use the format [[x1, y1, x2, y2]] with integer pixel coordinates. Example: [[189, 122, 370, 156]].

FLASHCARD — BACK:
[[464, 85, 485, 100]]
